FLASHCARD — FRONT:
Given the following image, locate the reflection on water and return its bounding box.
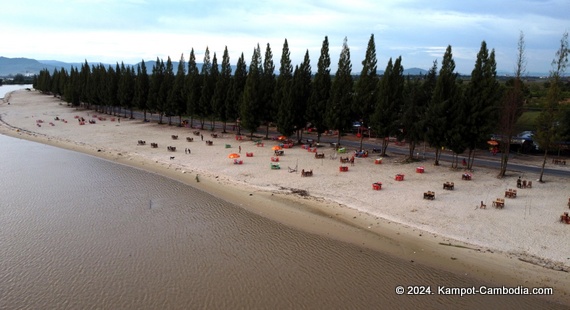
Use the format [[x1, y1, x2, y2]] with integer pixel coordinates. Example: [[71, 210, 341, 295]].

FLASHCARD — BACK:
[[0, 134, 564, 309]]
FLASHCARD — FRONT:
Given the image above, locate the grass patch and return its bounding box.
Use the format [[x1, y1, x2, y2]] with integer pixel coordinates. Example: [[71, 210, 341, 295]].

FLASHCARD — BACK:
[[516, 111, 540, 131]]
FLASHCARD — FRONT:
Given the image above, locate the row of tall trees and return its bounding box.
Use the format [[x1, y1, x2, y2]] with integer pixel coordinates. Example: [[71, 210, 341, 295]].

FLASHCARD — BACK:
[[33, 34, 569, 177]]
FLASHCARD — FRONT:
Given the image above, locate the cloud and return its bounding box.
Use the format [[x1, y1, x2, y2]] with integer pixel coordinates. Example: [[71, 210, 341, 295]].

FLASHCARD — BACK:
[[2, 0, 568, 74]]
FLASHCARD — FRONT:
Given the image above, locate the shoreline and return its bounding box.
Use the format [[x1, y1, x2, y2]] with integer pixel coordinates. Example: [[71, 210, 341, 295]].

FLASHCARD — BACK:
[[1, 89, 569, 305]]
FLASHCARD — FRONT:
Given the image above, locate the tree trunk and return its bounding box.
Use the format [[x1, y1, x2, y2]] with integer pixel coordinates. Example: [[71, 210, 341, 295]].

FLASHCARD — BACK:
[[538, 149, 548, 182], [408, 140, 416, 160], [434, 148, 441, 165], [381, 138, 389, 157], [265, 124, 270, 139]]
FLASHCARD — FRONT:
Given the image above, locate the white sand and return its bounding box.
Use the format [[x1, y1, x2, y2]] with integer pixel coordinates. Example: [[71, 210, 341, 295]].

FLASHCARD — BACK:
[[2, 90, 570, 303]]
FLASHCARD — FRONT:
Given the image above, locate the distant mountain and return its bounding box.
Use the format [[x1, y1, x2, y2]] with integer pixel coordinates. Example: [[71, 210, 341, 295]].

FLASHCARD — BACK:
[[0, 56, 236, 76], [376, 67, 428, 76], [404, 67, 428, 75], [0, 57, 53, 76]]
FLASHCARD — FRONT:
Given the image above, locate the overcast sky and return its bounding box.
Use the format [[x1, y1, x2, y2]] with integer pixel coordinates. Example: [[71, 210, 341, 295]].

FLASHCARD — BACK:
[[2, 0, 568, 75]]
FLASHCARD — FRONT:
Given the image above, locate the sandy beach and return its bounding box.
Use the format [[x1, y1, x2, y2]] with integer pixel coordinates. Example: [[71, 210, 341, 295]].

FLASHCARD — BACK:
[[2, 89, 570, 304]]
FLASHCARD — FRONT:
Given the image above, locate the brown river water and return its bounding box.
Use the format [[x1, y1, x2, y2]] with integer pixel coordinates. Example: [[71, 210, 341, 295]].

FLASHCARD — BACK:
[[0, 134, 564, 309]]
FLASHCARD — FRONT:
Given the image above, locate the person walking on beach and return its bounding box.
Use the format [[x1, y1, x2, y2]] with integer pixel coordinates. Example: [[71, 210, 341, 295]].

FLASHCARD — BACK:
[[239, 146, 241, 153], [201, 134, 203, 141]]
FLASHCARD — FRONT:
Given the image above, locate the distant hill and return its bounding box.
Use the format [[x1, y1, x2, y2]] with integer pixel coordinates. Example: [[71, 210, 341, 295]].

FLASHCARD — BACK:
[[0, 56, 232, 76], [1, 56, 549, 78], [0, 57, 54, 76]]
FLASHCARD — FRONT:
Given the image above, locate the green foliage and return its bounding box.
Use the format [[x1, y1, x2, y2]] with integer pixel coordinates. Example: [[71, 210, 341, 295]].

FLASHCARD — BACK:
[[276, 39, 294, 136], [226, 53, 247, 127], [371, 56, 404, 155], [134, 60, 149, 114], [169, 53, 187, 121], [240, 44, 263, 135], [354, 34, 378, 128], [426, 45, 459, 164], [461, 41, 501, 168], [515, 111, 540, 130], [212, 46, 232, 124], [260, 43, 276, 130], [306, 36, 332, 142], [326, 37, 353, 143]]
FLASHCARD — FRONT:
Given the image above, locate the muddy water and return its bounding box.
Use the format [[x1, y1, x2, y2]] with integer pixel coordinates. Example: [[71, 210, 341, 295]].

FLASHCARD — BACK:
[[0, 134, 563, 309]]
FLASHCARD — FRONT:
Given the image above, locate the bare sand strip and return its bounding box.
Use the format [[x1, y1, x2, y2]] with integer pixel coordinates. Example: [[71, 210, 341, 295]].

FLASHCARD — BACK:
[[1, 89, 569, 304]]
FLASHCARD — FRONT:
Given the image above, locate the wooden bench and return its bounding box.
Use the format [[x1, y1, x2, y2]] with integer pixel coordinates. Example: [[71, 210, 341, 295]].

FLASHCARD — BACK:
[[167, 146, 176, 152], [315, 152, 325, 159], [150, 143, 158, 148], [171, 135, 178, 140], [186, 137, 193, 142], [205, 140, 213, 146], [443, 182, 454, 190], [137, 140, 146, 145], [301, 169, 313, 177]]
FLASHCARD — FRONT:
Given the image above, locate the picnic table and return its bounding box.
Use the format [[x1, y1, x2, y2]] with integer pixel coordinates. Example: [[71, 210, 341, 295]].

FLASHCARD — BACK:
[[493, 198, 505, 209], [423, 191, 435, 200], [462, 173, 472, 180], [395, 174, 405, 181], [443, 182, 454, 190], [416, 166, 425, 173], [270, 163, 281, 170], [505, 189, 517, 198]]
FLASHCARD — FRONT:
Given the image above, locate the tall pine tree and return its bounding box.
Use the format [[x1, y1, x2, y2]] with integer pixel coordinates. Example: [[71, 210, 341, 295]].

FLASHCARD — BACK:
[[326, 37, 353, 145], [354, 34, 378, 151], [426, 46, 459, 165], [261, 43, 276, 138], [212, 46, 232, 132], [240, 44, 263, 137], [276, 39, 294, 138], [536, 31, 569, 182], [463, 41, 500, 169], [307, 36, 332, 143]]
